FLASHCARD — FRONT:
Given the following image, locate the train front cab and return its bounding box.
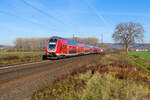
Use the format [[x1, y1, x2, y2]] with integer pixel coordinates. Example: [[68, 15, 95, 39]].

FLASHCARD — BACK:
[[43, 37, 60, 59], [43, 37, 78, 59]]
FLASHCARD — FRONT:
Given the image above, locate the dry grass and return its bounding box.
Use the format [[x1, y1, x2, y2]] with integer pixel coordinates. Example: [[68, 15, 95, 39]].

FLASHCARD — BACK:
[[77, 73, 150, 100], [0, 53, 42, 66], [33, 53, 150, 100]]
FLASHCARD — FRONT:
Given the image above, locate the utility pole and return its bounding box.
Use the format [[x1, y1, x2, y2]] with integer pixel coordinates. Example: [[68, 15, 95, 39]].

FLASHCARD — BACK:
[[100, 33, 104, 48], [73, 34, 75, 41], [101, 33, 103, 45]]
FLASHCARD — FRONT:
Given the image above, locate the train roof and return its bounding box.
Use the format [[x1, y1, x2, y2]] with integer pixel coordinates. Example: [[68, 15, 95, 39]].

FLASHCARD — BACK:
[[50, 36, 78, 46], [50, 36, 99, 48]]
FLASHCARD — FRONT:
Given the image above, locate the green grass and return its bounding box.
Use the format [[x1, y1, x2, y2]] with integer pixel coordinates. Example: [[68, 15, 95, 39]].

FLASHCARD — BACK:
[[127, 51, 150, 59], [0, 53, 43, 66], [0, 51, 43, 55], [121, 52, 150, 74]]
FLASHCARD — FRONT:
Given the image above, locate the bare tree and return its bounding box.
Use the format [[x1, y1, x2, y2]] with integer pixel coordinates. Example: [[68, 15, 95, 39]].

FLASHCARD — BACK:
[[14, 38, 48, 51], [112, 22, 144, 53]]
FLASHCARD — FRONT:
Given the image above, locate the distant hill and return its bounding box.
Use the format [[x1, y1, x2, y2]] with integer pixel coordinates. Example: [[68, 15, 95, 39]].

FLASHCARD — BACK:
[[130, 43, 150, 49], [100, 43, 150, 51], [0, 45, 5, 47], [0, 45, 11, 48]]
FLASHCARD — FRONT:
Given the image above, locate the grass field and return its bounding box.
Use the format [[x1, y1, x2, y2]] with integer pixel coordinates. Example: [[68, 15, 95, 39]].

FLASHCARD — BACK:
[[0, 51, 44, 55], [0, 51, 44, 66], [127, 51, 150, 59], [121, 51, 150, 73]]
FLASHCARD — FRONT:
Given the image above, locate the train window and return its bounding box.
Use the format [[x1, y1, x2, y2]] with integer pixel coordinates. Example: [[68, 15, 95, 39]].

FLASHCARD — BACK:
[[49, 44, 56, 49], [54, 39, 57, 42], [49, 39, 52, 42], [49, 38, 57, 42]]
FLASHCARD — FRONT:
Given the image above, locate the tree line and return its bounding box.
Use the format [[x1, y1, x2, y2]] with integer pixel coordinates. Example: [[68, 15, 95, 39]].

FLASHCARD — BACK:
[[14, 38, 48, 51], [13, 37, 98, 51]]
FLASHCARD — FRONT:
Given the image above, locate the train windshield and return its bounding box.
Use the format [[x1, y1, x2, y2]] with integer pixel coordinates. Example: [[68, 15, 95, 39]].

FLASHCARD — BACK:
[[48, 38, 57, 51], [49, 44, 56, 49]]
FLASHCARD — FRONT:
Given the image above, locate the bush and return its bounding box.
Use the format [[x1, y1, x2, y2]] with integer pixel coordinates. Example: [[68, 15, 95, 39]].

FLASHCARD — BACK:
[[33, 53, 150, 100], [0, 53, 42, 66]]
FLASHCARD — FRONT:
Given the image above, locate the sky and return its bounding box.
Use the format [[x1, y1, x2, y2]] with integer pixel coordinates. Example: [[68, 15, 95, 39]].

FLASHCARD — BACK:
[[0, 0, 150, 45]]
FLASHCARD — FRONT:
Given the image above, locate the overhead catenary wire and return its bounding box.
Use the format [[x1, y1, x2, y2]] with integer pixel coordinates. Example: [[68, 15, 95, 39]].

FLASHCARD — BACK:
[[84, 0, 108, 26], [36, 0, 81, 36], [21, 0, 65, 25], [0, 10, 39, 25], [0, 10, 56, 32], [83, 0, 113, 44]]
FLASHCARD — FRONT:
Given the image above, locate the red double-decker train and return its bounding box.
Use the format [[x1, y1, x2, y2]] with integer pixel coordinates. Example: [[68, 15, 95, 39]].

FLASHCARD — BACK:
[[43, 36, 103, 59]]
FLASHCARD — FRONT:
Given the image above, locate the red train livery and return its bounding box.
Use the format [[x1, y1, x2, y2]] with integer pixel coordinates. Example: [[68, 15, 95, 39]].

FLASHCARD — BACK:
[[43, 36, 103, 59]]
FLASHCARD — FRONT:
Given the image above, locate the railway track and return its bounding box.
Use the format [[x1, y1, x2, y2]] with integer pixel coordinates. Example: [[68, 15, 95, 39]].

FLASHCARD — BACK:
[[0, 55, 101, 100], [0, 60, 49, 69], [0, 58, 75, 84]]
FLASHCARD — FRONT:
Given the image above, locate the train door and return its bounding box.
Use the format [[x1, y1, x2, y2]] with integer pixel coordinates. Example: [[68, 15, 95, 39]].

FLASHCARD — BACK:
[[63, 44, 67, 54], [67, 45, 69, 55], [61, 40, 67, 55], [76, 46, 78, 53], [69, 45, 72, 54], [60, 43, 63, 54]]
